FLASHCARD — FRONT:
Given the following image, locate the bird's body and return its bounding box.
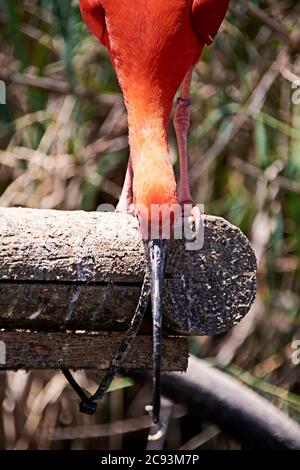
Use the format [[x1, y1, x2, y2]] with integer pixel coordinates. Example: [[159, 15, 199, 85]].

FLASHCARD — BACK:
[[104, 1, 201, 213], [79, 0, 229, 433], [80, 0, 228, 216]]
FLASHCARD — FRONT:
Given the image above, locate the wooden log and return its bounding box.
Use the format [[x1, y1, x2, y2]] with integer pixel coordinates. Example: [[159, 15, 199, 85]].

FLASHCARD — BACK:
[[0, 207, 256, 336], [0, 330, 187, 371]]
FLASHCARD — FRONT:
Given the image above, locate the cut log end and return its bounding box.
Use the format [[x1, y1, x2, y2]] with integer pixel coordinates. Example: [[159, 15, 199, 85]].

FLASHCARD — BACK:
[[165, 216, 257, 335]]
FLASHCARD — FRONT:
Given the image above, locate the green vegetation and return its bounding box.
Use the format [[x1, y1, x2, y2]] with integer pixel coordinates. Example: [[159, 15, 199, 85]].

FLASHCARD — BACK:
[[0, 0, 299, 450]]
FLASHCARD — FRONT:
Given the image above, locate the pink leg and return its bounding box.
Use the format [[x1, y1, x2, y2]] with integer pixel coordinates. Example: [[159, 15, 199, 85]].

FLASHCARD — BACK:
[[174, 68, 201, 225], [174, 68, 193, 205], [116, 157, 134, 214]]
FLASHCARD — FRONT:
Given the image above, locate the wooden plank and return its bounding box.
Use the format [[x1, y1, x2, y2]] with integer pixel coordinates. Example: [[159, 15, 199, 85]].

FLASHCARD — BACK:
[[0, 283, 143, 332], [0, 330, 188, 371]]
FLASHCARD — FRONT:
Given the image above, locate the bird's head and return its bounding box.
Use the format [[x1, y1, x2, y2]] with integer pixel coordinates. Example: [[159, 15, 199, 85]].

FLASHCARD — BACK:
[[134, 191, 178, 241], [132, 151, 178, 241]]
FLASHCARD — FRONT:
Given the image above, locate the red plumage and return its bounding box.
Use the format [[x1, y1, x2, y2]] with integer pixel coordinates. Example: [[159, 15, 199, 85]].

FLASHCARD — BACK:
[[79, 0, 229, 216]]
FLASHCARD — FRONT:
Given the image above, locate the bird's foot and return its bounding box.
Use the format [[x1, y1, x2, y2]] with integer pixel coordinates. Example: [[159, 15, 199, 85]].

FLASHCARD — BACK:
[[115, 196, 135, 216], [179, 199, 202, 234]]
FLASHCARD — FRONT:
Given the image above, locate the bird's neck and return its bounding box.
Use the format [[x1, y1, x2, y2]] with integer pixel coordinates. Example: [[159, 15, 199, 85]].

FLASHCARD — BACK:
[[126, 97, 177, 217]]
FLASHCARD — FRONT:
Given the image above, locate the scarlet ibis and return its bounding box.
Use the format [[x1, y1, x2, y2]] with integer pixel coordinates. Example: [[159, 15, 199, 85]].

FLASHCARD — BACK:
[[79, 0, 229, 432]]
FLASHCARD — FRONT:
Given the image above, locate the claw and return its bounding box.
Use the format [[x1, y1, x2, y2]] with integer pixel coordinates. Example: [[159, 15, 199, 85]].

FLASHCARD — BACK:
[[179, 200, 202, 234], [115, 201, 135, 217], [189, 204, 202, 234]]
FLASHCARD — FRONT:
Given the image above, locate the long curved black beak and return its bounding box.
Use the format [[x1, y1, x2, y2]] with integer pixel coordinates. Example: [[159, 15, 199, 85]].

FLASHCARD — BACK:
[[148, 238, 168, 426]]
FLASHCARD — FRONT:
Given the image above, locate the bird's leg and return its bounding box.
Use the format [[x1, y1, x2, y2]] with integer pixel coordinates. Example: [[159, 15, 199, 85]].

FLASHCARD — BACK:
[[174, 68, 200, 226], [174, 68, 193, 206], [116, 157, 134, 215]]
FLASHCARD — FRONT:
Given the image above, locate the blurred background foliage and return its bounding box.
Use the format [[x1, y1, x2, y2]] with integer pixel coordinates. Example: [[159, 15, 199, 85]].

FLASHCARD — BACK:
[[0, 0, 300, 450]]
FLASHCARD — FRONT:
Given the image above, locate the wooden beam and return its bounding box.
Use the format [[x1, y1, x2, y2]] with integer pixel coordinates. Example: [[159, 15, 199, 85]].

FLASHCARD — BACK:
[[0, 330, 188, 371], [0, 208, 257, 336]]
